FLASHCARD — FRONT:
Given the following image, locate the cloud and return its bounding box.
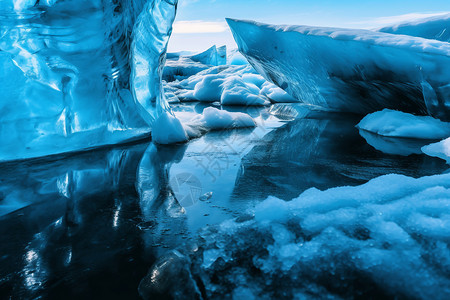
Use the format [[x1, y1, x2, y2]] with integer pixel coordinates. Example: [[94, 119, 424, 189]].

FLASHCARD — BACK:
[[172, 20, 229, 34]]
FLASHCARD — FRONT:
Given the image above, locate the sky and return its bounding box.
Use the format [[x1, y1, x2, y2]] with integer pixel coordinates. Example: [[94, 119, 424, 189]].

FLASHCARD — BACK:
[[168, 0, 450, 52]]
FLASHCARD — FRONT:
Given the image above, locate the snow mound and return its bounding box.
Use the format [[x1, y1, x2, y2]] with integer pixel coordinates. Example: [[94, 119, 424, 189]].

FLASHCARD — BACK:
[[357, 109, 450, 139], [422, 137, 450, 163], [151, 111, 189, 144], [189, 107, 256, 130], [378, 13, 450, 42], [165, 64, 298, 106], [185, 173, 450, 299]]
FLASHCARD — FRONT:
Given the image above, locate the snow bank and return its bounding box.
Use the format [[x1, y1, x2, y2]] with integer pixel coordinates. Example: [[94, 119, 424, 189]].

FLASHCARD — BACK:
[[422, 137, 450, 163], [357, 109, 450, 139], [187, 173, 450, 299]]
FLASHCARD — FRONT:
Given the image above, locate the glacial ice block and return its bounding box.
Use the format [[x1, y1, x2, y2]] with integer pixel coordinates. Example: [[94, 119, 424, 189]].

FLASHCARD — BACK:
[[378, 13, 450, 42], [0, 0, 179, 161], [226, 19, 450, 120]]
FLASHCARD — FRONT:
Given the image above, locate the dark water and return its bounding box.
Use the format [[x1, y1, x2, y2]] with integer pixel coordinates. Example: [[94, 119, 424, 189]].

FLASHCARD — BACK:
[[0, 104, 447, 299]]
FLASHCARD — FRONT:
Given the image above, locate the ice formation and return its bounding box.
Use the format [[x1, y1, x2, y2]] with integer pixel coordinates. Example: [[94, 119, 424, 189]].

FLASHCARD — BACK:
[[357, 109, 450, 139], [378, 13, 450, 42], [0, 0, 183, 160], [227, 18, 450, 120], [164, 46, 228, 81], [188, 107, 255, 130], [143, 172, 450, 299], [422, 137, 450, 163], [164, 64, 299, 106]]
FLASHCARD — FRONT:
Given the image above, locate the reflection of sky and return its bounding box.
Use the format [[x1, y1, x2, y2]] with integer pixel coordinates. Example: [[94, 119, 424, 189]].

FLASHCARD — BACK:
[[169, 0, 450, 51]]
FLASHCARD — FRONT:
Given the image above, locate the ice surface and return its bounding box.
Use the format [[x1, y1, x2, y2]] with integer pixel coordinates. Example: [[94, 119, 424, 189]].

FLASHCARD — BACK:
[[422, 137, 450, 163], [183, 172, 450, 299], [379, 13, 450, 42], [0, 0, 180, 160], [227, 19, 450, 120], [357, 109, 450, 139]]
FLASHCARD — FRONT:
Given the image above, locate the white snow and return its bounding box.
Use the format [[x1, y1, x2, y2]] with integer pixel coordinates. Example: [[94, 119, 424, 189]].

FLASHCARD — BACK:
[[378, 13, 450, 42], [189, 107, 255, 131], [357, 109, 450, 139], [151, 111, 189, 144], [422, 137, 450, 163], [226, 18, 450, 118], [196, 172, 450, 298], [165, 64, 298, 106]]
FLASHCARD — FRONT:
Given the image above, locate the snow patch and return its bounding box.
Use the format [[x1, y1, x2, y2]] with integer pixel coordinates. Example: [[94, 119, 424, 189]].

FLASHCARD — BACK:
[[422, 137, 450, 163], [357, 109, 450, 139]]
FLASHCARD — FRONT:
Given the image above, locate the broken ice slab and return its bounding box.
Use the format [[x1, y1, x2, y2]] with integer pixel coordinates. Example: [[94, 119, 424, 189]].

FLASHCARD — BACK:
[[227, 19, 450, 121]]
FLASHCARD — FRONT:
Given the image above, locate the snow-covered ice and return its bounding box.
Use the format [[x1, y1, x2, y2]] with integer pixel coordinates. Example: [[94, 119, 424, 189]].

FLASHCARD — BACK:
[[189, 107, 255, 130], [227, 18, 450, 120], [357, 109, 450, 139], [378, 13, 450, 42], [164, 64, 299, 106], [422, 137, 450, 163], [179, 172, 450, 299]]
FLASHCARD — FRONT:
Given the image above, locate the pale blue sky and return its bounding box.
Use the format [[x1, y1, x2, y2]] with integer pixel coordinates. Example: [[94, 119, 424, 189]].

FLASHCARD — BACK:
[[168, 0, 450, 52]]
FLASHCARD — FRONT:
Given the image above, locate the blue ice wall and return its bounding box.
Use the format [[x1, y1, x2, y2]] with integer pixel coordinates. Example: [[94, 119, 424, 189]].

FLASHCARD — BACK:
[[0, 0, 178, 161]]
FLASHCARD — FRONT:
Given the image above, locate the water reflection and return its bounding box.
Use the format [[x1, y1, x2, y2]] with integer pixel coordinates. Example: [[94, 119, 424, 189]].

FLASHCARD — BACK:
[[0, 104, 448, 298], [0, 143, 150, 298]]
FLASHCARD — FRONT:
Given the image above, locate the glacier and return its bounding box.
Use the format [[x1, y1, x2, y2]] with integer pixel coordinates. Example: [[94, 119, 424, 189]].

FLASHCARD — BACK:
[[378, 13, 450, 42], [226, 18, 450, 121], [0, 0, 180, 161]]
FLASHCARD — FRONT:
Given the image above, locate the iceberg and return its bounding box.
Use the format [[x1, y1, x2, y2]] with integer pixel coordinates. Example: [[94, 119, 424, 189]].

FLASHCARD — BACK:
[[378, 13, 450, 42], [226, 19, 450, 120], [0, 0, 180, 161]]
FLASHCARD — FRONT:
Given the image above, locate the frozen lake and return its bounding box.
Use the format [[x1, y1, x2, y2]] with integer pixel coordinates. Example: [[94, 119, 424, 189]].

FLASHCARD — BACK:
[[0, 103, 448, 298]]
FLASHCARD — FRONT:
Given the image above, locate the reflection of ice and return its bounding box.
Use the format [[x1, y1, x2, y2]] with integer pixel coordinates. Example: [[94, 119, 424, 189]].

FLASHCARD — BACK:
[[359, 129, 435, 156], [0, 143, 148, 298]]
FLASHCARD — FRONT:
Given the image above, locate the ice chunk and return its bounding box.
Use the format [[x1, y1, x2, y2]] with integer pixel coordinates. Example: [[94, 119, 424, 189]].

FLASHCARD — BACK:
[[357, 109, 450, 139], [189, 107, 255, 130], [0, 0, 180, 160], [226, 19, 450, 120], [151, 111, 188, 144], [167, 45, 227, 66], [422, 137, 450, 163], [187, 173, 450, 299], [163, 58, 210, 82], [227, 49, 249, 65], [378, 13, 450, 42], [261, 82, 298, 103], [220, 77, 267, 106]]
